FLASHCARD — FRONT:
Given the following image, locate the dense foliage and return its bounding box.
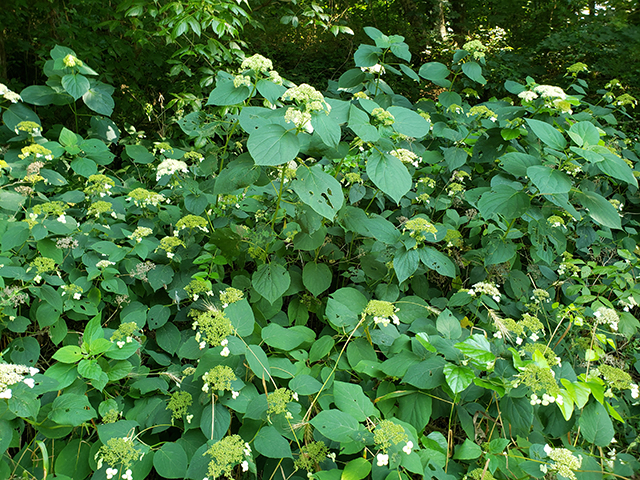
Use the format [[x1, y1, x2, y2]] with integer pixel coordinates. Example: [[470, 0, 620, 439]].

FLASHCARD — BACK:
[[1, 15, 640, 480]]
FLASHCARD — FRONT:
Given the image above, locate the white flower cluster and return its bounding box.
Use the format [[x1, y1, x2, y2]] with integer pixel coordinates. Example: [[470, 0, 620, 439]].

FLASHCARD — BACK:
[[96, 260, 116, 269], [156, 159, 188, 181], [630, 383, 639, 399], [534, 85, 567, 100], [0, 364, 39, 399], [467, 282, 501, 303], [361, 64, 385, 75], [530, 392, 563, 406], [0, 83, 22, 103], [593, 307, 619, 332], [241, 54, 273, 73], [284, 107, 313, 133], [390, 149, 421, 168], [106, 468, 132, 480], [220, 338, 230, 357]]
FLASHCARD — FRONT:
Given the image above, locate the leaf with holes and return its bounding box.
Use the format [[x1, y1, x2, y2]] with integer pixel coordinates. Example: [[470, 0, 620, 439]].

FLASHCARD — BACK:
[[292, 165, 344, 220]]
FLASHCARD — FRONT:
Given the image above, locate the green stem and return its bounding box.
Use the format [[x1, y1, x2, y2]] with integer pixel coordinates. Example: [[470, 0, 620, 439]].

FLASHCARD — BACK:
[[271, 164, 287, 231]]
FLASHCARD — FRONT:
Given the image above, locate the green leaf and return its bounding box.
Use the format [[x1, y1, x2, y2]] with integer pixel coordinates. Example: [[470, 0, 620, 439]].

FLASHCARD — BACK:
[[403, 357, 446, 389], [310, 409, 360, 443], [568, 121, 600, 147], [527, 165, 572, 194], [20, 85, 70, 106], [354, 44, 381, 67], [443, 364, 474, 394], [525, 118, 567, 151], [393, 248, 420, 284], [387, 106, 430, 138], [326, 287, 368, 330], [206, 80, 250, 106], [302, 262, 332, 296], [53, 438, 91, 480], [48, 393, 97, 426], [338, 68, 366, 89], [366, 150, 411, 203], [262, 324, 315, 351], [71, 157, 98, 177], [418, 62, 451, 88], [225, 299, 255, 336], [342, 458, 371, 480], [246, 344, 271, 380], [252, 263, 290, 304], [397, 393, 432, 432], [478, 185, 530, 219], [248, 123, 299, 166], [61, 73, 90, 100], [292, 165, 344, 220], [256, 79, 287, 104], [125, 144, 155, 164], [77, 359, 103, 381], [311, 112, 341, 148], [254, 425, 293, 458], [436, 309, 462, 340], [500, 395, 533, 436], [8, 383, 39, 419], [574, 190, 622, 229], [419, 247, 456, 278], [156, 322, 181, 355], [153, 442, 188, 478], [82, 80, 114, 116], [579, 401, 614, 446], [333, 381, 377, 421], [455, 334, 495, 369], [499, 152, 541, 177], [597, 153, 638, 187], [453, 439, 482, 460], [309, 336, 335, 363], [289, 374, 323, 395], [461, 61, 486, 84]]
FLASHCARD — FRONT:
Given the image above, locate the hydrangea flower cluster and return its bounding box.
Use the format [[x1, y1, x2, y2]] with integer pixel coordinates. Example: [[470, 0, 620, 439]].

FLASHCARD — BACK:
[[467, 282, 501, 303], [156, 159, 188, 181], [362, 299, 400, 327], [390, 148, 420, 168], [61, 283, 83, 300], [241, 54, 273, 73], [373, 420, 412, 464], [156, 236, 185, 259], [203, 434, 250, 479], [0, 363, 39, 399], [267, 387, 298, 416], [190, 306, 233, 350], [220, 287, 244, 307], [541, 445, 582, 480], [128, 226, 153, 242], [15, 120, 42, 136], [403, 217, 438, 243], [110, 322, 139, 348], [126, 188, 166, 207], [87, 200, 114, 218], [166, 391, 192, 421], [96, 436, 140, 472], [593, 307, 619, 332], [0, 83, 22, 103], [201, 365, 236, 393], [18, 143, 53, 161], [28, 257, 56, 283], [175, 215, 209, 234], [294, 441, 329, 473], [85, 174, 115, 197], [371, 107, 395, 126], [184, 279, 213, 301]]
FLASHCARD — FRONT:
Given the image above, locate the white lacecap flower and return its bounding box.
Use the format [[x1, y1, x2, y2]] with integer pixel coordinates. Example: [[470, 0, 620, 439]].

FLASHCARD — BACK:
[[244, 443, 252, 456], [220, 346, 230, 357], [199, 341, 207, 350], [73, 292, 82, 300], [403, 441, 414, 455], [186, 414, 193, 423], [292, 392, 299, 401], [220, 338, 228, 347], [29, 367, 39, 376], [241, 461, 249, 472], [544, 444, 553, 455], [232, 390, 240, 399], [122, 469, 133, 480], [106, 468, 118, 480], [0, 389, 12, 399], [23, 378, 35, 388], [376, 453, 389, 466], [117, 341, 125, 348], [516, 337, 523, 345]]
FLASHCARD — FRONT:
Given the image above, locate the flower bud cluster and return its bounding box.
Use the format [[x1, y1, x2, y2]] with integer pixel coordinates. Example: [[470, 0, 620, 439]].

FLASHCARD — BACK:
[[362, 299, 400, 327], [541, 445, 582, 480], [202, 365, 236, 393], [204, 434, 250, 479], [126, 188, 166, 207], [190, 306, 233, 350]]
